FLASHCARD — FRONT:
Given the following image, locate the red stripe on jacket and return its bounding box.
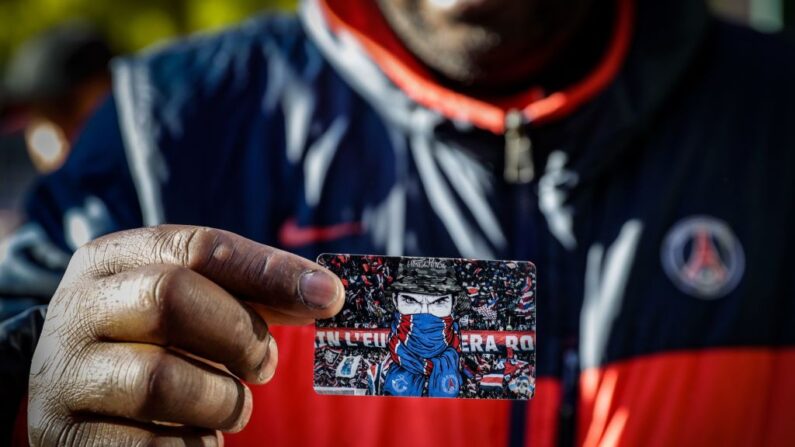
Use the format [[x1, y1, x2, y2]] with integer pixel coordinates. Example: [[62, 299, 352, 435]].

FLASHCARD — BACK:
[[578, 348, 795, 447]]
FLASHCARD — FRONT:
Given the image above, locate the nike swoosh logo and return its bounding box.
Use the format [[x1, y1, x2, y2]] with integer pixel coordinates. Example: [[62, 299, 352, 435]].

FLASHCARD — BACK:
[[277, 217, 363, 248]]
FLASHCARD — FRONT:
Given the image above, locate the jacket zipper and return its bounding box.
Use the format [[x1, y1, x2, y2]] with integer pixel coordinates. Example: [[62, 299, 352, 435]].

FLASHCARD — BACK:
[[504, 109, 534, 184]]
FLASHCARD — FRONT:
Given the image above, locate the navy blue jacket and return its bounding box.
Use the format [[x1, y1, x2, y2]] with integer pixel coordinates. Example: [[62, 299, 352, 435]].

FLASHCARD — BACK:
[[2, 0, 795, 445]]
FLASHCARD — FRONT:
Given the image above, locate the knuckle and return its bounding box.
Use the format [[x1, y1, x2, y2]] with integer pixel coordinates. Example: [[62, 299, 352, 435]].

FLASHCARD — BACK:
[[149, 225, 218, 270], [141, 265, 188, 341], [70, 229, 131, 278], [147, 225, 226, 271], [150, 265, 189, 311], [183, 227, 223, 272], [47, 283, 83, 316], [137, 351, 175, 417], [36, 288, 94, 354]]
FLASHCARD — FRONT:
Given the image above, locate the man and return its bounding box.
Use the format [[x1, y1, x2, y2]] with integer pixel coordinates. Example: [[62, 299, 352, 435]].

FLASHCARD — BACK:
[[1, 0, 794, 445], [384, 264, 462, 397]]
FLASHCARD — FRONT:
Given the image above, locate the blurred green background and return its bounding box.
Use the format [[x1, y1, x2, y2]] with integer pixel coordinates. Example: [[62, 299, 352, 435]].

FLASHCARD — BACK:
[[0, 0, 297, 64], [0, 0, 792, 67]]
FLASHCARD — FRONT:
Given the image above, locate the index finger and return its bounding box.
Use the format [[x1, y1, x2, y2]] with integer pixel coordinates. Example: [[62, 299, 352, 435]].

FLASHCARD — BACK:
[[68, 225, 344, 320]]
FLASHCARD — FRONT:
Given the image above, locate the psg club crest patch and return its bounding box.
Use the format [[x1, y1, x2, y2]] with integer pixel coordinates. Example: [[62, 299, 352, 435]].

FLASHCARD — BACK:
[[314, 254, 536, 400], [661, 216, 745, 299]]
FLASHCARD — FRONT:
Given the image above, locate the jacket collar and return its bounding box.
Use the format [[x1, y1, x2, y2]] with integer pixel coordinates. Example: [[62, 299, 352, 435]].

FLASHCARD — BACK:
[[304, 0, 634, 134], [301, 0, 709, 139]]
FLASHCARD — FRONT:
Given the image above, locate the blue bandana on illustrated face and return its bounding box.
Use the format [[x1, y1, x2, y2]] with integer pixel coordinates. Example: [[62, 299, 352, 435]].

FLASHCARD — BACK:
[[384, 312, 462, 397], [401, 313, 454, 359]]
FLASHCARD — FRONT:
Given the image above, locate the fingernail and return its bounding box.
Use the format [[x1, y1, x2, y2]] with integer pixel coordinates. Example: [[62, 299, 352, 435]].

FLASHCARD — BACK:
[[228, 385, 253, 433], [258, 337, 278, 383], [299, 270, 340, 310], [254, 335, 272, 383]]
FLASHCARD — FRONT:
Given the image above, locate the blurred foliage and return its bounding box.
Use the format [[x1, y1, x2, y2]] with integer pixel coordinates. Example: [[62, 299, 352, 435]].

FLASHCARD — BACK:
[[1, 0, 792, 67], [0, 0, 297, 65]]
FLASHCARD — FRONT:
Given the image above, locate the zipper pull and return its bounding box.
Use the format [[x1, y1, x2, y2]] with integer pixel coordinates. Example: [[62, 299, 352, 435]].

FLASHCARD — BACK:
[[503, 110, 534, 184]]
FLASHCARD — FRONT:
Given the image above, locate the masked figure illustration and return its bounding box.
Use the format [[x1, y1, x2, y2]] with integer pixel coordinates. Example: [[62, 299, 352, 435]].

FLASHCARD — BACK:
[[383, 262, 462, 397]]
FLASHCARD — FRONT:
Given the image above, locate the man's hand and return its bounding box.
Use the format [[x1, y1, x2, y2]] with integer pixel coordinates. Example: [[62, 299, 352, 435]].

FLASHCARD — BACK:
[[27, 225, 344, 446]]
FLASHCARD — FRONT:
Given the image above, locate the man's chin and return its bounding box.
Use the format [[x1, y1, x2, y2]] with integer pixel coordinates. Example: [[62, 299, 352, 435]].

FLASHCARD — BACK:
[[425, 0, 508, 20]]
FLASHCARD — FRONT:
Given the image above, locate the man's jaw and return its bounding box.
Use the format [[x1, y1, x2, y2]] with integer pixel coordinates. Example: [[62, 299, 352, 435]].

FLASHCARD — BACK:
[[428, 0, 498, 13]]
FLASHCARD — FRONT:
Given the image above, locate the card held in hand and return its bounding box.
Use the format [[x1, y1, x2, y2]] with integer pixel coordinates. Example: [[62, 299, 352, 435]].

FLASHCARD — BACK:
[[314, 254, 536, 400]]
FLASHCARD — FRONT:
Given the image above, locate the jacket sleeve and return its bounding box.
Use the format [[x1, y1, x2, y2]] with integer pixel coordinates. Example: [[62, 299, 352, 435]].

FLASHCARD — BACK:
[[0, 306, 46, 444]]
